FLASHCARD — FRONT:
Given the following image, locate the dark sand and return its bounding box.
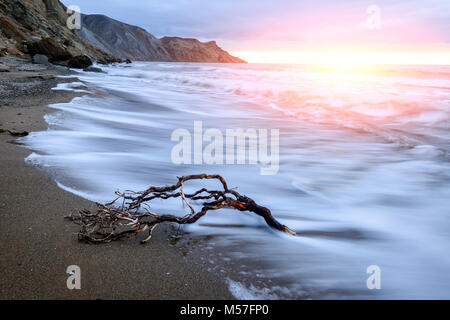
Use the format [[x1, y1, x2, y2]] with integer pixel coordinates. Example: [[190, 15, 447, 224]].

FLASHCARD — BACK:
[[0, 57, 233, 299]]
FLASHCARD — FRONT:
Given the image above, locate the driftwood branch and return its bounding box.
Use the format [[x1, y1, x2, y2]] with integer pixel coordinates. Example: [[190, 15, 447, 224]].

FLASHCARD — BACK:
[[0, 129, 29, 137], [67, 174, 296, 244]]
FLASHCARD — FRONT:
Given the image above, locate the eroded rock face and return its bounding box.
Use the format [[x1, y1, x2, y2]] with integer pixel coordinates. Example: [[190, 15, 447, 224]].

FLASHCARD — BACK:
[[0, 15, 31, 44], [78, 14, 246, 63], [160, 37, 246, 63], [78, 14, 172, 62], [0, 0, 119, 63]]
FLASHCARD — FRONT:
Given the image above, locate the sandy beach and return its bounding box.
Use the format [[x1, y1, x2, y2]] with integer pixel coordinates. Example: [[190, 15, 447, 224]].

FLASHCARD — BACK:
[[0, 57, 233, 300]]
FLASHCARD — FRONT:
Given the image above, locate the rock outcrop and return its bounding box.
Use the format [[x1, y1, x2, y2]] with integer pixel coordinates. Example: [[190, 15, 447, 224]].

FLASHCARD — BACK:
[[160, 37, 246, 63], [27, 37, 72, 62], [67, 55, 92, 69], [0, 0, 119, 65], [78, 14, 172, 62]]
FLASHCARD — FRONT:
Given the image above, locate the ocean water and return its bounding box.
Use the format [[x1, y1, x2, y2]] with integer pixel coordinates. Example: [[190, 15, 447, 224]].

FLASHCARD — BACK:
[[22, 62, 450, 299]]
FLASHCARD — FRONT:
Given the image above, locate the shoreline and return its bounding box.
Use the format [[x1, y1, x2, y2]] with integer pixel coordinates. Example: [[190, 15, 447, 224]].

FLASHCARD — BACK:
[[0, 57, 234, 299]]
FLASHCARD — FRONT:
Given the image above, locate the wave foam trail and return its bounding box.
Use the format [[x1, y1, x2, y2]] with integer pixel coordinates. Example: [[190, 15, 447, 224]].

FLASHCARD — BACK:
[[21, 62, 450, 299]]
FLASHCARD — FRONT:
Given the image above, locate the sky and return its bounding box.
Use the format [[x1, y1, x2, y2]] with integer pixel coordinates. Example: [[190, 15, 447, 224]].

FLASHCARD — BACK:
[[62, 0, 450, 64]]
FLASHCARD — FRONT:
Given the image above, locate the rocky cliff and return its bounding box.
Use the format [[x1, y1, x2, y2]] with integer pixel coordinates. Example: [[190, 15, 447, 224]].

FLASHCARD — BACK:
[[0, 0, 118, 63], [78, 14, 172, 61], [78, 15, 246, 63], [160, 37, 245, 63], [1, 0, 245, 64]]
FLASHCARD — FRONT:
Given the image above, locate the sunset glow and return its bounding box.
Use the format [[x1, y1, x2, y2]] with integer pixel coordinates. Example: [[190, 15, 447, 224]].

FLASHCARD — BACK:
[[233, 50, 450, 65], [62, 0, 450, 66]]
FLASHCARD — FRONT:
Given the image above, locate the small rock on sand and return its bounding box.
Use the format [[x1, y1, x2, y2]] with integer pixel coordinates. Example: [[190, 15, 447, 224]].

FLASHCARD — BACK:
[[32, 54, 49, 65], [83, 66, 104, 73], [68, 55, 93, 69]]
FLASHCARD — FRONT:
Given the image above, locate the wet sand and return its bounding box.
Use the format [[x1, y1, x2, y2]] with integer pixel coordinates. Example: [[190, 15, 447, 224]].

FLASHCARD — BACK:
[[0, 57, 233, 300]]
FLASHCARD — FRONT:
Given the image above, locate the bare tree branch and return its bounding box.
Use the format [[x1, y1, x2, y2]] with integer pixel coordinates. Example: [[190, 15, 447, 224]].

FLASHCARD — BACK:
[[67, 174, 296, 244]]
